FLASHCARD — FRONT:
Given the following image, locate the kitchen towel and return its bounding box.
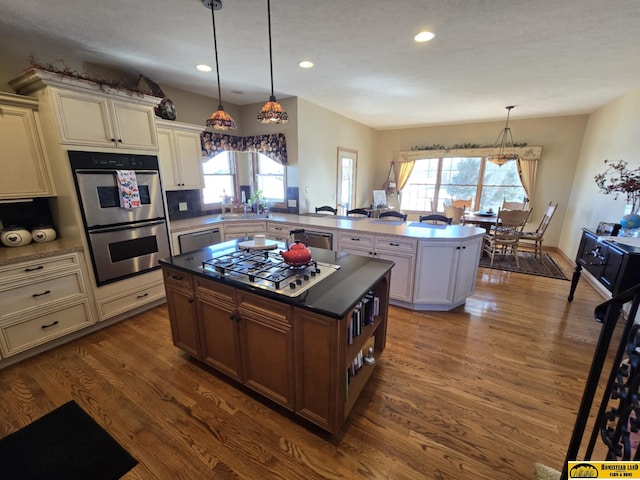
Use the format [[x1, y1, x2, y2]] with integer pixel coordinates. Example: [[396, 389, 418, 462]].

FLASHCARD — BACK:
[[116, 170, 141, 209]]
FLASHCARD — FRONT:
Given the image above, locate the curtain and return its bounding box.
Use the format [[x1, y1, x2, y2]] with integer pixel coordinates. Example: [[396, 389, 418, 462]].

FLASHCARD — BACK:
[[517, 158, 538, 204], [200, 132, 288, 165], [396, 160, 415, 191]]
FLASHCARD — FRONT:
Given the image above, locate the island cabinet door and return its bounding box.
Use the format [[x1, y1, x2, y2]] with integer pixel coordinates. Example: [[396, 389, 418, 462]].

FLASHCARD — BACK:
[[165, 284, 200, 359], [293, 309, 341, 433], [413, 241, 458, 304], [195, 280, 243, 382], [237, 291, 295, 410]]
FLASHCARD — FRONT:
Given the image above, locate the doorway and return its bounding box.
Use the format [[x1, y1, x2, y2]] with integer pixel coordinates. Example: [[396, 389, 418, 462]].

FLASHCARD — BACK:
[[336, 147, 358, 214]]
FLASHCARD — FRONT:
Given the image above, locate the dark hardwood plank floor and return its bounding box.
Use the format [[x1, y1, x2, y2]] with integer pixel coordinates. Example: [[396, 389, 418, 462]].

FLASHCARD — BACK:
[[0, 252, 610, 479]]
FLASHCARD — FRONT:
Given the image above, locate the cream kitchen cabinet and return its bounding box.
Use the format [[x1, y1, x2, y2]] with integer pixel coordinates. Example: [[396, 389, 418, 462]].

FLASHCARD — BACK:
[[50, 88, 158, 150], [337, 232, 416, 302], [157, 120, 204, 190], [413, 236, 483, 310], [9, 70, 159, 151], [0, 93, 55, 199], [267, 222, 295, 242], [222, 221, 267, 241], [0, 251, 96, 358]]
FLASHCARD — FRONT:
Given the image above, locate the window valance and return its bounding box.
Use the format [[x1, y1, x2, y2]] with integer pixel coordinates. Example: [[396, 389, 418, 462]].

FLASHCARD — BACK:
[[201, 132, 288, 165]]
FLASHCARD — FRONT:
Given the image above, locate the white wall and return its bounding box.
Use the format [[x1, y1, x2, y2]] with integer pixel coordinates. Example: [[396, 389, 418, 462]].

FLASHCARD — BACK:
[[376, 115, 589, 248], [296, 98, 378, 213], [559, 86, 640, 256]]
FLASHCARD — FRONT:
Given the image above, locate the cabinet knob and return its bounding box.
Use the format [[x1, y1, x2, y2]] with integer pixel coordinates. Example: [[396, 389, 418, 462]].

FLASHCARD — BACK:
[[118, 139, 123, 143], [188, 298, 194, 304], [111, 138, 116, 143]]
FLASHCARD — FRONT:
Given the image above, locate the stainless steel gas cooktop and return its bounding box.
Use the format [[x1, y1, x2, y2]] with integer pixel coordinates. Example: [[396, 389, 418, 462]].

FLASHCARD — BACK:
[[200, 249, 340, 297]]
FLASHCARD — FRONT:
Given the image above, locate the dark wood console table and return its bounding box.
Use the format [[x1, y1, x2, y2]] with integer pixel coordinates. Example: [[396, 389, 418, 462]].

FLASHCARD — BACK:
[[568, 228, 640, 301]]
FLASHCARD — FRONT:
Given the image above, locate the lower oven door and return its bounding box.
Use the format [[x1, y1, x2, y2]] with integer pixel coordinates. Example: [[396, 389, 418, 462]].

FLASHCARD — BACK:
[[87, 219, 171, 286]]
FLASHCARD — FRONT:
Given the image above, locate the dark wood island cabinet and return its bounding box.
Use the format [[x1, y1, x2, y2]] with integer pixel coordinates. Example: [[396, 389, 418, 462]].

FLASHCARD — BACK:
[[160, 241, 393, 433]]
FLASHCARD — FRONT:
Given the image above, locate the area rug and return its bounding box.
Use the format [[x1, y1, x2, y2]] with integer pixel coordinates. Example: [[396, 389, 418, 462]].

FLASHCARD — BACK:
[[479, 252, 569, 280], [0, 400, 137, 480]]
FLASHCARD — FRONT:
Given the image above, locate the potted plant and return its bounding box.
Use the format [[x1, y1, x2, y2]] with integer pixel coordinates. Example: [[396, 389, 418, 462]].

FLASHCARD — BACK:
[[248, 190, 265, 214], [594, 160, 640, 234]]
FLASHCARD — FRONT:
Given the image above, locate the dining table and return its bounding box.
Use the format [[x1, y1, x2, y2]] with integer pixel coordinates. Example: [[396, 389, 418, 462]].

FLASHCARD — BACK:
[[463, 212, 498, 233]]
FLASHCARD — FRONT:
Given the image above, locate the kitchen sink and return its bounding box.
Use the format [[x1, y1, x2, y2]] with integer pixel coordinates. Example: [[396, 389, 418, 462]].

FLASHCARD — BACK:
[[217, 213, 271, 220]]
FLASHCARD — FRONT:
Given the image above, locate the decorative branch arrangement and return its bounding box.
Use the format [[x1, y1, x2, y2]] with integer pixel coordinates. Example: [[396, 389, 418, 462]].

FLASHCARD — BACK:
[[25, 56, 161, 98], [594, 159, 640, 215], [410, 142, 528, 151]]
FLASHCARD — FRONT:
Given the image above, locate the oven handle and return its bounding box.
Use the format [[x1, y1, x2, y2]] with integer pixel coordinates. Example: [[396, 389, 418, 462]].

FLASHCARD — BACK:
[[74, 169, 160, 175], [88, 219, 167, 234]]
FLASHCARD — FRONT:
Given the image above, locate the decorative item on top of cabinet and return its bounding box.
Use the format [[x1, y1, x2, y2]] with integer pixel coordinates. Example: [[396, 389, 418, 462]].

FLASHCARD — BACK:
[[0, 93, 55, 199], [156, 120, 205, 190], [9, 69, 159, 151]]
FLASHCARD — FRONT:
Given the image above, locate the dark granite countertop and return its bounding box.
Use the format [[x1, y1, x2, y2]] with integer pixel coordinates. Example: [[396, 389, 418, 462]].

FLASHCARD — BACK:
[[159, 239, 394, 319]]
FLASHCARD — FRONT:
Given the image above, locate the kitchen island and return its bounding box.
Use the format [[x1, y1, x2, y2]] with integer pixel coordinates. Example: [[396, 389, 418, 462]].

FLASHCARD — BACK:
[[159, 240, 393, 433]]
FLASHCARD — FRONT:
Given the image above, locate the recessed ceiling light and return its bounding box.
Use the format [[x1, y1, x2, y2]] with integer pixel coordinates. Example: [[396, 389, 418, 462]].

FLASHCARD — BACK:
[[196, 64, 212, 72], [414, 31, 436, 43], [298, 60, 314, 69]]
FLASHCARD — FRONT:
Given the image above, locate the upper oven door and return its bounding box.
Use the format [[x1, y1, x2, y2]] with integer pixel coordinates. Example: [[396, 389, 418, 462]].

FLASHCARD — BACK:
[[75, 170, 165, 227]]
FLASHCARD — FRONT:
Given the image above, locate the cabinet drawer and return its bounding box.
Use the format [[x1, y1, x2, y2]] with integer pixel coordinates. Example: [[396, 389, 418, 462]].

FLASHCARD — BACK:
[[374, 236, 417, 253], [195, 276, 236, 304], [338, 232, 373, 250], [223, 221, 267, 234], [0, 253, 80, 281], [0, 299, 94, 357], [97, 281, 166, 320], [267, 223, 293, 235], [0, 270, 85, 318], [237, 290, 292, 326], [163, 267, 192, 290]]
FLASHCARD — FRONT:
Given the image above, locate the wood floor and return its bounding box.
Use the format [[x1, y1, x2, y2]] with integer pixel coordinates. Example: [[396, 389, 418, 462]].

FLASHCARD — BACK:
[[0, 253, 609, 479]]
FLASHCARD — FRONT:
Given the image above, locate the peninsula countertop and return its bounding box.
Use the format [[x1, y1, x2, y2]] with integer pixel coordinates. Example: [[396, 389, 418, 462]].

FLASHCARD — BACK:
[[168, 212, 485, 241], [159, 239, 394, 319]]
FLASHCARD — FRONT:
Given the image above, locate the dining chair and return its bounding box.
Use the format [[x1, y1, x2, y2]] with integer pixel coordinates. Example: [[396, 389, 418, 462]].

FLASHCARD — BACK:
[[315, 205, 337, 215], [502, 199, 527, 210], [346, 208, 371, 217], [518, 202, 559, 260], [418, 214, 452, 225], [378, 210, 408, 221], [451, 199, 472, 210], [443, 205, 465, 224], [483, 208, 532, 268]]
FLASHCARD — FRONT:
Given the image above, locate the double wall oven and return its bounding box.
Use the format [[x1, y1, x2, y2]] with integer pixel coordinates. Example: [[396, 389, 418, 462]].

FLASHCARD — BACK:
[[69, 151, 171, 286]]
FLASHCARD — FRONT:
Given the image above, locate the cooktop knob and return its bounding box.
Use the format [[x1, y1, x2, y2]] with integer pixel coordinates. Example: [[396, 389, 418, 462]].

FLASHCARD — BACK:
[[303, 274, 309, 281], [310, 271, 316, 276], [296, 278, 302, 285], [289, 282, 296, 289]]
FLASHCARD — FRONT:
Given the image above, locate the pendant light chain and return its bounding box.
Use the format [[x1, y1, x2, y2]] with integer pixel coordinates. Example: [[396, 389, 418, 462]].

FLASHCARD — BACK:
[[257, 0, 288, 124], [205, 0, 237, 131]]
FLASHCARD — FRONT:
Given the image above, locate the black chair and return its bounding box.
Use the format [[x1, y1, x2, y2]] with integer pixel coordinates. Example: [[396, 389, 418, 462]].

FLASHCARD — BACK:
[[419, 214, 452, 225], [378, 210, 408, 221], [315, 205, 337, 215], [346, 208, 371, 217]]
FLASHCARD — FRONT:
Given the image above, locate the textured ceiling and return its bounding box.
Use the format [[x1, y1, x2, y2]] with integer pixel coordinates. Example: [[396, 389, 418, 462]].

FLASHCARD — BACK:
[[1, 0, 639, 130]]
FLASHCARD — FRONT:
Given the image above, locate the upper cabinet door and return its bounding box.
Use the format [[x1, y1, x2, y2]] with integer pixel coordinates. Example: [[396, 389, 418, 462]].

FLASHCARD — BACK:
[[157, 121, 204, 190], [110, 100, 158, 150], [0, 97, 55, 199], [51, 89, 158, 150], [52, 89, 115, 147]]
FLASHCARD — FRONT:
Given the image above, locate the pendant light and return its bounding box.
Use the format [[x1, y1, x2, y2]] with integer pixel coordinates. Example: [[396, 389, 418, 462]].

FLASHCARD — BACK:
[[204, 0, 237, 131], [487, 105, 518, 166], [257, 0, 288, 124]]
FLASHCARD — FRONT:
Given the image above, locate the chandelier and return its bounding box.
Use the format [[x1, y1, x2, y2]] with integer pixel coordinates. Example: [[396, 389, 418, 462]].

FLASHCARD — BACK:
[[257, 0, 288, 124], [488, 105, 518, 166], [204, 0, 237, 131]]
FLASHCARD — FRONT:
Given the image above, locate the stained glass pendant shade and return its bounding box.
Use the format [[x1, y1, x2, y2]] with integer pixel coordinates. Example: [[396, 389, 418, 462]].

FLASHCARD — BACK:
[[257, 0, 288, 124], [204, 0, 237, 131]]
